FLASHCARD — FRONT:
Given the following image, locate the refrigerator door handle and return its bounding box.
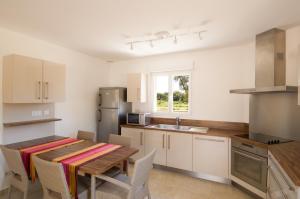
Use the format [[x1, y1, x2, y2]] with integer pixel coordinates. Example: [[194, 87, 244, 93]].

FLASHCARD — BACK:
[[97, 109, 102, 122], [99, 94, 102, 106]]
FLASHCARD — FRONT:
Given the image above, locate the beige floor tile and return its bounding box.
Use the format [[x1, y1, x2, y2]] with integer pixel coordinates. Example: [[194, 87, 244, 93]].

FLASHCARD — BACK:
[[2, 167, 255, 199]]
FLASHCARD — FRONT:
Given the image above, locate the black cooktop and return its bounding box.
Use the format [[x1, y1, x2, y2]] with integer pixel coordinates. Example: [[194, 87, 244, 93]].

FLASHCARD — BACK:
[[236, 133, 293, 145]]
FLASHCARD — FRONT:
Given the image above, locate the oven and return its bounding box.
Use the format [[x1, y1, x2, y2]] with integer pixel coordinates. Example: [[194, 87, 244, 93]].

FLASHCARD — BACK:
[[231, 140, 268, 193]]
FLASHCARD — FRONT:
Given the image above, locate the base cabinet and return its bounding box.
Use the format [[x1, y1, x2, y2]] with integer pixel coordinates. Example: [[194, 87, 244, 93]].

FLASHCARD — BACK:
[[193, 135, 229, 178], [144, 130, 167, 165], [166, 132, 193, 171], [121, 128, 145, 160]]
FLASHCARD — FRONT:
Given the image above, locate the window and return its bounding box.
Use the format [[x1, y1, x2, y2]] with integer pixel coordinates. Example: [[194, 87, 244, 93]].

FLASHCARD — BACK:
[[152, 71, 191, 114]]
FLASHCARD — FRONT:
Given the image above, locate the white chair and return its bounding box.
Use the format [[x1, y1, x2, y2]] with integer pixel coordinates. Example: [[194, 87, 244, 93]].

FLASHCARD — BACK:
[[77, 130, 96, 142], [32, 156, 89, 199], [108, 134, 131, 147], [106, 134, 132, 176], [95, 149, 156, 199], [1, 146, 33, 199]]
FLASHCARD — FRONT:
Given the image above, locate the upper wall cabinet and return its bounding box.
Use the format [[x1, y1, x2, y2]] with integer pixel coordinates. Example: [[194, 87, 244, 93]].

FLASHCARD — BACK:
[[127, 73, 146, 103], [3, 54, 66, 103]]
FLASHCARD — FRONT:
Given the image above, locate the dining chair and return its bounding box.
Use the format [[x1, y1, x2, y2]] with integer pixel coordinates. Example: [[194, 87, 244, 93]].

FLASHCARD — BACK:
[[77, 130, 96, 142], [32, 156, 89, 199], [95, 149, 156, 199], [1, 146, 30, 199], [106, 134, 132, 176], [108, 134, 131, 147]]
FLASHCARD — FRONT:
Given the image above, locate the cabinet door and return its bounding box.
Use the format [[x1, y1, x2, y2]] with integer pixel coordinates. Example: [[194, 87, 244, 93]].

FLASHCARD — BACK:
[[193, 135, 229, 178], [166, 132, 193, 171], [3, 55, 43, 103], [127, 73, 146, 103], [43, 61, 65, 103], [121, 128, 145, 161], [144, 130, 167, 166]]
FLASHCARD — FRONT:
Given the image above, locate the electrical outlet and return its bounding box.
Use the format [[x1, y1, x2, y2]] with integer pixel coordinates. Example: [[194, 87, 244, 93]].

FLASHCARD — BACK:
[[44, 109, 50, 116], [32, 110, 42, 117]]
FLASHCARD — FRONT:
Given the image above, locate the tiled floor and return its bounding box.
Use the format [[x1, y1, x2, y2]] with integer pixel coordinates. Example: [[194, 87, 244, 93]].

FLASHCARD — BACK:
[[2, 167, 254, 199]]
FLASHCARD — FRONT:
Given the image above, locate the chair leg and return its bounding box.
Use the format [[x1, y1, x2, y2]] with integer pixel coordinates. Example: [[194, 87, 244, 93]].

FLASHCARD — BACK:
[[7, 186, 12, 199], [148, 193, 151, 199], [23, 191, 28, 199]]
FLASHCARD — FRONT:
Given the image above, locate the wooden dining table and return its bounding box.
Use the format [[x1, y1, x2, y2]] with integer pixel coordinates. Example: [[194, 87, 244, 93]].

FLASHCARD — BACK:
[[5, 135, 138, 199]]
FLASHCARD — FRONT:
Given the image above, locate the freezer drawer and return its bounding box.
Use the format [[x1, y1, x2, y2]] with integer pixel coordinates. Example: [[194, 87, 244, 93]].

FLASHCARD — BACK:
[[97, 108, 119, 142]]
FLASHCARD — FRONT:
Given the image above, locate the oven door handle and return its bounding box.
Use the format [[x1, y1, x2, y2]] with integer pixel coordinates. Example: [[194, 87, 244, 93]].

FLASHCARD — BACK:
[[232, 149, 265, 162]]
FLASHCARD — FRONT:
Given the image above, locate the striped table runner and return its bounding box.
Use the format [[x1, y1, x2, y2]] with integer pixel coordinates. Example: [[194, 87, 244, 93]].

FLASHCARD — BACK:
[[20, 137, 83, 178], [53, 143, 122, 198]]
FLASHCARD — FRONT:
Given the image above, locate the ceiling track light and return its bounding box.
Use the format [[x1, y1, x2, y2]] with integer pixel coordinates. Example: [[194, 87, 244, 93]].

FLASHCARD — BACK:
[[127, 30, 206, 50]]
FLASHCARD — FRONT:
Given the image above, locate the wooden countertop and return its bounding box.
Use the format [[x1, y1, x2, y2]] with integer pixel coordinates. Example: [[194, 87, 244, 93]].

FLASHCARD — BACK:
[[269, 141, 300, 187], [121, 124, 248, 138]]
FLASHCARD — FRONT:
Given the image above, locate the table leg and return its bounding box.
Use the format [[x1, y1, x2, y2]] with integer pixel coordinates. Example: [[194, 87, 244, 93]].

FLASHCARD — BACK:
[[91, 175, 96, 199]]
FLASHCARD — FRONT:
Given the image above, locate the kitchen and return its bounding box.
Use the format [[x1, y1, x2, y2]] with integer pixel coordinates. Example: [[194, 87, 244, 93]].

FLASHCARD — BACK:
[[0, 1, 300, 199]]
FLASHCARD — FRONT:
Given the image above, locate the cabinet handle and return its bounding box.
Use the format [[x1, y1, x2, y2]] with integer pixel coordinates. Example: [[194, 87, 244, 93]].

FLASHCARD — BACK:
[[37, 81, 41, 99], [45, 82, 49, 99], [269, 155, 295, 192], [140, 132, 143, 145], [162, 134, 165, 148], [168, 135, 171, 149], [195, 137, 224, 142]]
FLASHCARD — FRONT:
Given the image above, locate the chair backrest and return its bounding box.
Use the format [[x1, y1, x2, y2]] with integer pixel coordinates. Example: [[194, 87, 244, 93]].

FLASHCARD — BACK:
[[1, 146, 28, 184], [77, 130, 96, 142], [130, 149, 156, 187], [108, 134, 131, 147], [32, 156, 71, 199]]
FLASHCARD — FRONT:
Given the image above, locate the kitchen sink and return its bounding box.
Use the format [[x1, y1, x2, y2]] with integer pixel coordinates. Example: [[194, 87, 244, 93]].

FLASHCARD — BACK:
[[146, 124, 209, 133]]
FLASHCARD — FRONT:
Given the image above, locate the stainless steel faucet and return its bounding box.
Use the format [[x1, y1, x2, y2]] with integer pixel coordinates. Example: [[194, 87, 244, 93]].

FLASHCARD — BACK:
[[176, 116, 181, 129]]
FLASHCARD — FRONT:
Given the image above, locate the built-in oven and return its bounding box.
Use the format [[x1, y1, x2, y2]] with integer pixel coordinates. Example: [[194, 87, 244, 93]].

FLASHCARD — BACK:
[[231, 140, 268, 193]]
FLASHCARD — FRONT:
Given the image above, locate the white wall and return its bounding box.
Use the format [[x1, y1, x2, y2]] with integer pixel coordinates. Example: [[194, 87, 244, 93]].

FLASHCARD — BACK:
[[109, 42, 255, 123], [0, 27, 109, 189]]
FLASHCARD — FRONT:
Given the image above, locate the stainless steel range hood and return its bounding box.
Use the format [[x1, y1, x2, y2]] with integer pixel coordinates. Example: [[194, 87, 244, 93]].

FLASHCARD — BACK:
[[230, 28, 298, 94]]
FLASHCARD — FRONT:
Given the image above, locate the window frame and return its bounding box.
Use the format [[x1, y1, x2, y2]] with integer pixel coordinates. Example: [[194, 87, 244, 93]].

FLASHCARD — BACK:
[[151, 70, 192, 116]]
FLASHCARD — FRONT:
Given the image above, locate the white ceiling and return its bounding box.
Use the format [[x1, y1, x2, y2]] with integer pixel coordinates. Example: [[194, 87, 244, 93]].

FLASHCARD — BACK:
[[0, 0, 300, 61]]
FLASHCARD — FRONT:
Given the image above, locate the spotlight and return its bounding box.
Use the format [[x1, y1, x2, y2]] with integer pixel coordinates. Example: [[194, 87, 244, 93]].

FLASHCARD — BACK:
[[150, 40, 154, 48], [130, 42, 134, 50], [198, 32, 203, 40]]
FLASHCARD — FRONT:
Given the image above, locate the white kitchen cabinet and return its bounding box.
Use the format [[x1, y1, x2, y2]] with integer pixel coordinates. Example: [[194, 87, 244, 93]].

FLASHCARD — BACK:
[[193, 135, 229, 178], [127, 73, 146, 103], [268, 153, 298, 199], [2, 54, 65, 103], [166, 132, 193, 171], [144, 130, 167, 165], [121, 127, 145, 161]]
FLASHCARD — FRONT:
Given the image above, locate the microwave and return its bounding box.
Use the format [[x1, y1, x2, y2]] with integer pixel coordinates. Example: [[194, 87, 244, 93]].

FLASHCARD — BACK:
[[127, 113, 151, 126]]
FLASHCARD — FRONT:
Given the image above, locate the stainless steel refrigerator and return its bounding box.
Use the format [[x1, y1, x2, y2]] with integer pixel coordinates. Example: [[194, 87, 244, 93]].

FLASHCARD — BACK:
[[97, 87, 132, 142]]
